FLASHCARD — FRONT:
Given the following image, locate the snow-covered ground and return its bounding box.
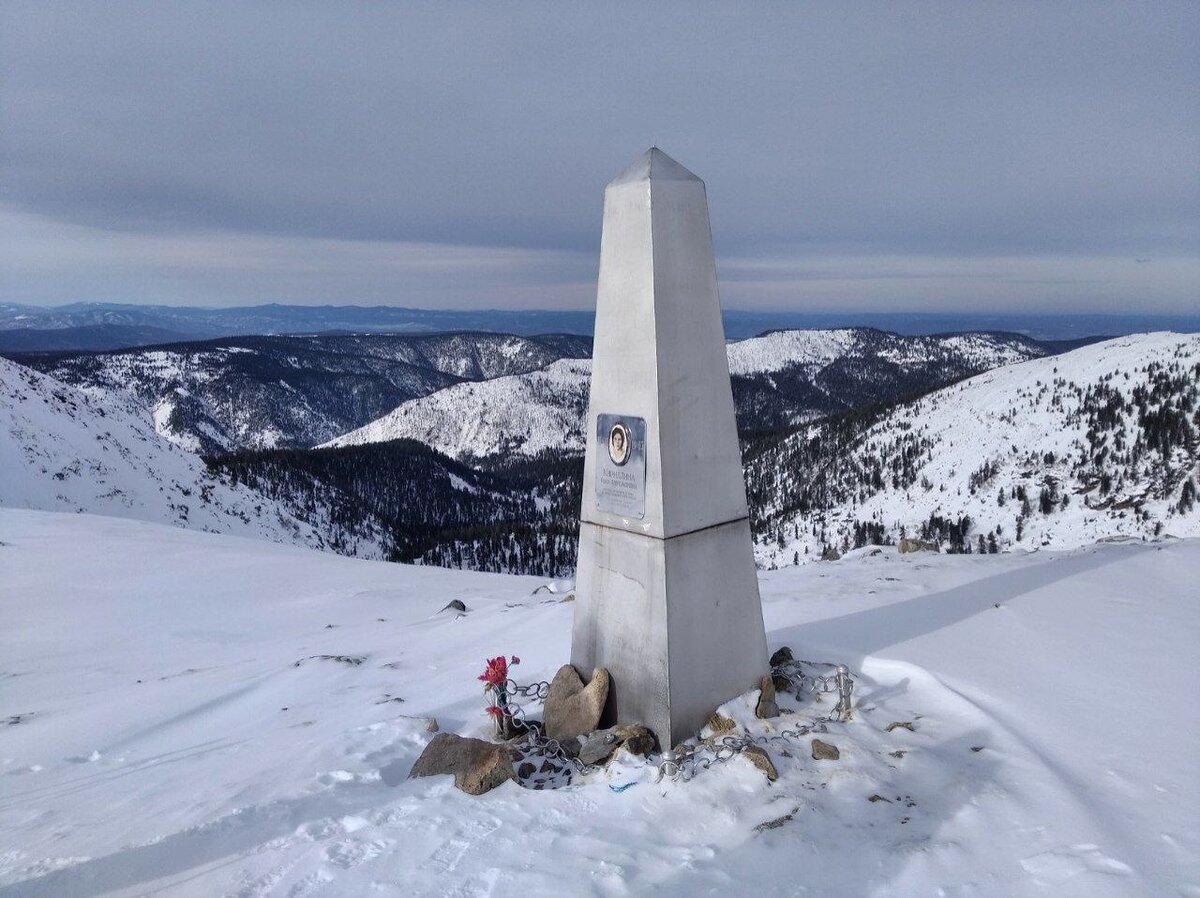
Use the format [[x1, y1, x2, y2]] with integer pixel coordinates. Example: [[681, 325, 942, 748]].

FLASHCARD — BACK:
[[2, 509, 1196, 896]]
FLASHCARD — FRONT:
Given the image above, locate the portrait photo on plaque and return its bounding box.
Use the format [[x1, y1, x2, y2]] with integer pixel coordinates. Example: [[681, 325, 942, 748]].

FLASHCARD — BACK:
[[594, 413, 647, 518], [608, 422, 632, 466]]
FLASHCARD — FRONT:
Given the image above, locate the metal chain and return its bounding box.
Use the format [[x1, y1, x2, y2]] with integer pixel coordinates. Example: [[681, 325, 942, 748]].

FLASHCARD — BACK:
[[493, 659, 856, 788], [495, 679, 606, 789], [658, 660, 855, 783]]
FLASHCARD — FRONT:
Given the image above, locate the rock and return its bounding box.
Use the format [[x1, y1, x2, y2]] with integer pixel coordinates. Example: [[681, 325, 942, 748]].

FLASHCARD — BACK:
[[574, 733, 616, 766], [439, 599, 467, 613], [821, 547, 841, 561], [616, 724, 656, 757], [742, 745, 778, 782], [706, 712, 737, 735], [755, 675, 779, 719], [898, 538, 938, 554], [768, 646, 794, 668], [576, 724, 656, 765], [771, 673, 792, 692], [408, 733, 515, 795], [811, 738, 840, 761], [558, 735, 581, 758], [543, 664, 610, 742], [885, 721, 915, 732]]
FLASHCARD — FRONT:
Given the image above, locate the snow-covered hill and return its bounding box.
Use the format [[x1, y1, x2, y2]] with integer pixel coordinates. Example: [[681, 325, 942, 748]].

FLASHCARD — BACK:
[[724, 327, 1041, 377], [0, 358, 382, 555], [750, 332, 1200, 567], [1, 509, 1196, 896], [325, 358, 592, 459], [13, 333, 590, 454], [328, 329, 1049, 460]]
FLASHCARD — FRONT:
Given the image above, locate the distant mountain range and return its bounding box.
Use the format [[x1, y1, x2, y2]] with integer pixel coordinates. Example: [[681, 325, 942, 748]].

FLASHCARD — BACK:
[[201, 332, 1200, 575], [3, 301, 1198, 351], [4, 324, 1196, 578], [12, 333, 591, 454], [326, 329, 1056, 459], [14, 328, 1063, 458]]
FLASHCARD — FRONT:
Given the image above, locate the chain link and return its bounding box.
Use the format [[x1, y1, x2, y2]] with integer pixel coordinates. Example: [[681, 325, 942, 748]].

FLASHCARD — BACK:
[[658, 660, 855, 783], [493, 658, 856, 788], [497, 679, 606, 789]]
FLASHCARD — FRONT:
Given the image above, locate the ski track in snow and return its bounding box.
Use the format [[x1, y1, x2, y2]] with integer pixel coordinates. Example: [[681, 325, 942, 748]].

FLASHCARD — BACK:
[[1, 509, 1196, 896]]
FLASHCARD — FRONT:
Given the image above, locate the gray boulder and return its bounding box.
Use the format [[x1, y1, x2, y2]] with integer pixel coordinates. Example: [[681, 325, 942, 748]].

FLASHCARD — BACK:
[[811, 738, 840, 761], [408, 732, 515, 795], [544, 664, 610, 742], [576, 724, 656, 765], [768, 646, 794, 667]]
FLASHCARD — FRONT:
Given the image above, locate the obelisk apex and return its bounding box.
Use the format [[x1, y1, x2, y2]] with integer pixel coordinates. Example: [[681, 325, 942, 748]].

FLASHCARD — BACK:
[[571, 148, 768, 748]]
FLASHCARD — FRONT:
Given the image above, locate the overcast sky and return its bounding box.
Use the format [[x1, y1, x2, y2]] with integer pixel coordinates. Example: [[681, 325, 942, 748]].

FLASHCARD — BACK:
[[2, 2, 1197, 313]]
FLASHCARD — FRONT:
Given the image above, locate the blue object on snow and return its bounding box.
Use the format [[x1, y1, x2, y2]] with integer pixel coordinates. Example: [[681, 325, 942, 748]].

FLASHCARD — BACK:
[[609, 782, 637, 793]]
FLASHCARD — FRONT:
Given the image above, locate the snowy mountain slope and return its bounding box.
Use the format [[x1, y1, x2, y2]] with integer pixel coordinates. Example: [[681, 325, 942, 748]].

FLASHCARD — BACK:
[[11, 333, 589, 454], [749, 332, 1200, 567], [328, 329, 1049, 459], [0, 358, 382, 555], [1, 509, 1196, 896], [324, 357, 592, 459], [724, 327, 1041, 376]]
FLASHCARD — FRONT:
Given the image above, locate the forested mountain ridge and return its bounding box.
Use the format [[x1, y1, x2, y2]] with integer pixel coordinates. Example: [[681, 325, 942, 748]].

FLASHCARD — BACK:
[[207, 442, 581, 575], [10, 329, 1187, 580], [327, 328, 1055, 458], [746, 332, 1200, 567], [9, 332, 591, 454], [250, 333, 1199, 575]]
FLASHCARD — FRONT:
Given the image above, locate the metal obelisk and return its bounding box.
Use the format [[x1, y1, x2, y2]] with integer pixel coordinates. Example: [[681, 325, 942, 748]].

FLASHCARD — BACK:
[[571, 148, 768, 748]]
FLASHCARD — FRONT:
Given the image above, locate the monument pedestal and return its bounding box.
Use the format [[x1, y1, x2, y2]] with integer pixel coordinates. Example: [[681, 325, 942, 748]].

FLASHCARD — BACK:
[[570, 148, 769, 750], [573, 518, 766, 747]]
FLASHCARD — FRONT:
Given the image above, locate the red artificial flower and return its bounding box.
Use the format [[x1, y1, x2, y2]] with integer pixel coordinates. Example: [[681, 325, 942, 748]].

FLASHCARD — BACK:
[[478, 655, 521, 687], [478, 655, 508, 686], [485, 705, 511, 718]]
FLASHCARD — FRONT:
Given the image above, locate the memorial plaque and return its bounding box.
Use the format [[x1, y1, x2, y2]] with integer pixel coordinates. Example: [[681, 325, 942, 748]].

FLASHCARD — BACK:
[[594, 413, 646, 518]]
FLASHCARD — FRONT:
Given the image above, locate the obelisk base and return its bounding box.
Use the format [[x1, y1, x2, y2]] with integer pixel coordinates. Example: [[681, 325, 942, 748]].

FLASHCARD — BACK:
[[571, 518, 768, 748]]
